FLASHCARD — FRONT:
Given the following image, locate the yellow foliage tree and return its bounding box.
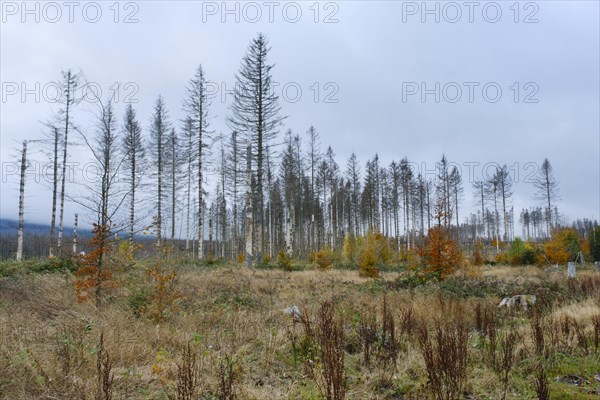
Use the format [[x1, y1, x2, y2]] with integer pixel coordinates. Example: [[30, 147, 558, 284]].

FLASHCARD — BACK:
[[357, 231, 390, 278], [544, 228, 581, 264], [342, 233, 357, 264], [142, 222, 180, 322]]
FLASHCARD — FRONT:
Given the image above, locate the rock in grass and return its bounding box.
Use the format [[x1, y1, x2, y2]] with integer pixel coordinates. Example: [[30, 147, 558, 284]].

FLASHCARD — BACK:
[[283, 305, 301, 320]]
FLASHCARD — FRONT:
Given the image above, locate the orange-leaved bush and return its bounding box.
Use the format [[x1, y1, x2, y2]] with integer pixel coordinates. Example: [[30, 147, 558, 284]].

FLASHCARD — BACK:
[[418, 226, 462, 279], [471, 240, 484, 266], [74, 223, 118, 303], [544, 228, 582, 264], [315, 246, 333, 270]]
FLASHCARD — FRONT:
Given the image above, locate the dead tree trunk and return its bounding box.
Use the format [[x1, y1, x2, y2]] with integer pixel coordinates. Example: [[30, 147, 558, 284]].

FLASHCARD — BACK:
[[49, 126, 59, 257], [72, 213, 78, 255], [285, 204, 293, 257], [16, 140, 27, 262], [57, 71, 75, 254], [244, 141, 254, 268]]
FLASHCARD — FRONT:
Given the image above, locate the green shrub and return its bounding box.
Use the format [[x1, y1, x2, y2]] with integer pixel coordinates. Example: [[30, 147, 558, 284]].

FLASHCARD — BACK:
[[358, 242, 379, 278], [508, 238, 526, 265], [521, 242, 539, 265], [0, 257, 77, 277], [277, 251, 292, 271], [128, 288, 150, 317]]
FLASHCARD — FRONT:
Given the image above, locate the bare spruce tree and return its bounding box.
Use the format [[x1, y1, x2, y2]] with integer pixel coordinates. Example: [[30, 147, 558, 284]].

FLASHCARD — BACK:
[[306, 126, 321, 249], [400, 158, 413, 247], [243, 139, 254, 267], [473, 179, 486, 240], [389, 161, 401, 249], [496, 165, 513, 241], [487, 171, 501, 253], [228, 33, 284, 265], [149, 96, 171, 245], [416, 173, 427, 237], [46, 124, 60, 257], [182, 117, 196, 252], [164, 127, 182, 240], [450, 166, 463, 240], [281, 130, 300, 256], [227, 131, 243, 259], [183, 65, 211, 259], [57, 70, 80, 254], [435, 155, 451, 229], [218, 135, 228, 258], [122, 104, 145, 241], [345, 153, 361, 237], [534, 158, 559, 237], [326, 146, 339, 247]]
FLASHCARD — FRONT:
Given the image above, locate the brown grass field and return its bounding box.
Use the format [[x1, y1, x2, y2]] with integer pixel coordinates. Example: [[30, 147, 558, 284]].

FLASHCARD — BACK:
[[1, 261, 599, 399]]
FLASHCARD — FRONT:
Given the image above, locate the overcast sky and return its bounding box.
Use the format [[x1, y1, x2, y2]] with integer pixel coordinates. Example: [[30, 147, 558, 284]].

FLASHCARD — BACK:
[[1, 0, 599, 230]]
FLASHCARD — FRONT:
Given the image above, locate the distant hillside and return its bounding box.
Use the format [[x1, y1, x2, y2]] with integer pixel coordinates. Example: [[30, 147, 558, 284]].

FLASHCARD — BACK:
[[0, 219, 92, 237]]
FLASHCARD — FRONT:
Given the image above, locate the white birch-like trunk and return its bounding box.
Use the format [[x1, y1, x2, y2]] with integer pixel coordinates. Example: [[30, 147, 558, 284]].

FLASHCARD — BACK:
[[16, 141, 27, 262], [72, 213, 78, 255]]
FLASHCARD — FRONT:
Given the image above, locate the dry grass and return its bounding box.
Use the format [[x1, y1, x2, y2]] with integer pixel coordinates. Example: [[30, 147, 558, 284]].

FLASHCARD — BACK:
[[1, 263, 599, 399]]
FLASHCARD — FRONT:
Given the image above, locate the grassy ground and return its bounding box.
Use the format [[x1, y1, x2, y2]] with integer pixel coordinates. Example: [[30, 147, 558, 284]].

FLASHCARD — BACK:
[[0, 260, 599, 399]]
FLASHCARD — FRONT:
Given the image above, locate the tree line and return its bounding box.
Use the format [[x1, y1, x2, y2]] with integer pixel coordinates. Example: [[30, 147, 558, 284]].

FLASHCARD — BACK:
[[13, 33, 597, 265]]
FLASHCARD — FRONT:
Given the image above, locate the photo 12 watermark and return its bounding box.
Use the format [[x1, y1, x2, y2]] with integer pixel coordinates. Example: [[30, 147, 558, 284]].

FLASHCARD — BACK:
[[400, 160, 544, 184], [200, 1, 339, 23], [2, 81, 140, 104], [206, 80, 340, 104], [1, 160, 221, 186], [401, 1, 539, 24], [2, 159, 545, 188], [1, 1, 140, 24], [401, 82, 539, 104]]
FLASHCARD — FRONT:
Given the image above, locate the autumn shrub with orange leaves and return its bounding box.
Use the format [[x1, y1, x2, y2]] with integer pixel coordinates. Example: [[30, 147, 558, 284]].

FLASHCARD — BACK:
[[74, 223, 118, 303], [471, 241, 485, 266], [416, 226, 462, 279], [315, 246, 333, 270], [544, 228, 582, 264]]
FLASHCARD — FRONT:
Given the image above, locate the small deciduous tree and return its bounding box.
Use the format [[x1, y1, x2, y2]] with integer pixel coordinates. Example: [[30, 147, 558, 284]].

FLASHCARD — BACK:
[[544, 228, 581, 264], [73, 98, 125, 305], [315, 246, 333, 270], [143, 220, 180, 322], [74, 223, 116, 303], [418, 226, 462, 279], [357, 231, 390, 278]]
